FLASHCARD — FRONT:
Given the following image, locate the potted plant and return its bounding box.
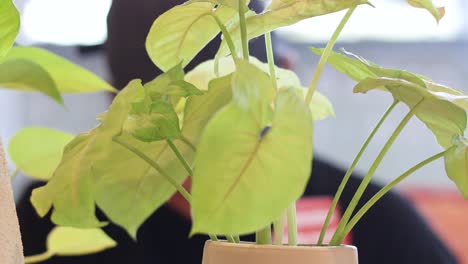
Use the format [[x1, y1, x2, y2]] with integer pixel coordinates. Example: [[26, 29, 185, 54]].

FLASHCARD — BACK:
[[2, 0, 467, 263]]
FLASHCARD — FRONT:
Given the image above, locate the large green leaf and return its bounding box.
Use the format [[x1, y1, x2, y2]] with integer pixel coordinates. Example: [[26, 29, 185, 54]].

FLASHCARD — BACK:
[[217, 0, 367, 57], [8, 127, 74, 181], [354, 77, 467, 148], [146, 2, 236, 71], [1, 47, 115, 93], [407, 0, 444, 22], [0, 0, 20, 57], [47, 227, 116, 256], [0, 59, 63, 104], [190, 0, 250, 10], [444, 135, 468, 199], [191, 62, 313, 235]]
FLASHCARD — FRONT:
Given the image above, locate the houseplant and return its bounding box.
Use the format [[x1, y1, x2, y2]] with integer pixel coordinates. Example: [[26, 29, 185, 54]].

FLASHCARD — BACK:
[[2, 0, 467, 263]]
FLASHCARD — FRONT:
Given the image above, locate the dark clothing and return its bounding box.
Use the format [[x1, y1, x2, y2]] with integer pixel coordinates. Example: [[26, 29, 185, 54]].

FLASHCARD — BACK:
[[18, 158, 457, 264]]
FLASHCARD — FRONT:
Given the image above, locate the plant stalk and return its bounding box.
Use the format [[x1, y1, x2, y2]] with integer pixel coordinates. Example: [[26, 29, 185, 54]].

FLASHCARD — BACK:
[[256, 225, 272, 245], [329, 99, 424, 245], [317, 100, 399, 245], [226, 235, 236, 243], [273, 213, 285, 245], [167, 139, 193, 176], [238, 0, 249, 60], [233, 234, 241, 243], [342, 149, 450, 238], [211, 13, 239, 61], [181, 135, 197, 152], [265, 32, 278, 90], [287, 203, 298, 246], [305, 5, 357, 105]]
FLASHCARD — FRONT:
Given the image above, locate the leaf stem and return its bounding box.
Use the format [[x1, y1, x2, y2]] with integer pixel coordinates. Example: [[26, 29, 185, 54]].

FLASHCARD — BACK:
[[342, 149, 450, 238], [25, 252, 53, 264], [238, 0, 249, 61], [211, 12, 239, 61], [181, 135, 197, 152], [317, 100, 399, 245], [329, 99, 424, 245], [226, 235, 236, 243], [233, 234, 240, 243], [167, 139, 193, 176], [305, 5, 357, 105], [273, 213, 285, 245], [256, 225, 272, 245], [287, 203, 298, 246], [265, 32, 278, 90]]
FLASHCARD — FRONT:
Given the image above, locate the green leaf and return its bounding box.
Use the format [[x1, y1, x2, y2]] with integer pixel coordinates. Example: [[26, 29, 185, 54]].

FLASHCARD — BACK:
[[0, 59, 63, 104], [146, 2, 236, 71], [309, 91, 335, 121], [191, 64, 313, 235], [8, 127, 74, 181], [189, 0, 250, 10], [124, 100, 182, 142], [354, 77, 467, 148], [217, 0, 367, 57], [1, 47, 115, 93], [407, 0, 445, 22], [0, 0, 20, 57], [47, 227, 116, 256], [444, 136, 468, 199]]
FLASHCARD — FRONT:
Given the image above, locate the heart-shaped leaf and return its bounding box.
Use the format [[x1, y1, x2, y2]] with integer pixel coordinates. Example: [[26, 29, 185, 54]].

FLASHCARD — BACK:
[[146, 2, 237, 71], [444, 135, 468, 199], [0, 0, 20, 57], [8, 127, 74, 181], [191, 62, 312, 235], [1, 47, 115, 93], [217, 0, 368, 57], [407, 0, 445, 22]]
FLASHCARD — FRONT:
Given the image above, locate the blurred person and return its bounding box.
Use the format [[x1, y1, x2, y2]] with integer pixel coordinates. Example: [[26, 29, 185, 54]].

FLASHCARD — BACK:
[[16, 0, 457, 263]]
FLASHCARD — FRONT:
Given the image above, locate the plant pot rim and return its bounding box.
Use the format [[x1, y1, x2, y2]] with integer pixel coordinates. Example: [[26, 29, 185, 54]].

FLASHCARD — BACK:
[[205, 240, 357, 251]]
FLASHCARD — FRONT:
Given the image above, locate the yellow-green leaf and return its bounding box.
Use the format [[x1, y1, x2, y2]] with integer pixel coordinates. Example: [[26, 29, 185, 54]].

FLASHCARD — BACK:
[[190, 0, 250, 10], [191, 64, 313, 235], [8, 127, 74, 181], [0, 0, 19, 57], [146, 2, 236, 71], [407, 0, 445, 22], [0, 59, 63, 104], [47, 227, 116, 256], [1, 47, 115, 93], [444, 136, 468, 199], [309, 91, 335, 121]]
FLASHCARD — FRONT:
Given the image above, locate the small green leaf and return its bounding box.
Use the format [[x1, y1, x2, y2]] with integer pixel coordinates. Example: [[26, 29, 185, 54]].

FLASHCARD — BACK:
[[1, 47, 115, 93], [146, 2, 236, 71], [8, 127, 74, 181], [124, 100, 182, 142], [354, 77, 467, 148], [444, 136, 468, 199], [407, 0, 445, 22], [0, 0, 20, 57], [0, 59, 63, 104], [191, 65, 312, 234], [217, 0, 367, 57], [47, 227, 116, 256], [309, 91, 335, 121]]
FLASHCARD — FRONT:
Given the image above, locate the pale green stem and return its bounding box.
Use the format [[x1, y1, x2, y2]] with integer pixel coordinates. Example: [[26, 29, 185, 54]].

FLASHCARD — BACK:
[[238, 0, 249, 60], [329, 99, 424, 245], [211, 12, 239, 61], [287, 203, 298, 246], [343, 149, 450, 238], [273, 213, 285, 245], [305, 6, 357, 105], [265, 32, 278, 90], [233, 234, 240, 243], [226, 235, 236, 243], [167, 139, 193, 176], [317, 100, 399, 245], [24, 252, 53, 264], [10, 168, 19, 180], [181, 135, 196, 152], [256, 225, 272, 245], [113, 136, 219, 241]]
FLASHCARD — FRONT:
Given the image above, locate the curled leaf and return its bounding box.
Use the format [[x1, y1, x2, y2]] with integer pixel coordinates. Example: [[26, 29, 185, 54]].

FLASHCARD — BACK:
[[407, 0, 445, 22], [444, 135, 468, 199]]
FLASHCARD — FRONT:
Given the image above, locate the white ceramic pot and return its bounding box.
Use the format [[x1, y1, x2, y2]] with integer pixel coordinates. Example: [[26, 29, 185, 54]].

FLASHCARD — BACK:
[[202, 240, 358, 264]]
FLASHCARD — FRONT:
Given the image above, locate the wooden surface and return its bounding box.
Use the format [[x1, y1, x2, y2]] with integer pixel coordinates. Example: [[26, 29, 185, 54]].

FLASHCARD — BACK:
[[0, 140, 24, 264]]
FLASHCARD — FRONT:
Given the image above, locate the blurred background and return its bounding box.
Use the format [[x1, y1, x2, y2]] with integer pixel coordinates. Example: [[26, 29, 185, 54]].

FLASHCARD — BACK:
[[1, 0, 467, 262]]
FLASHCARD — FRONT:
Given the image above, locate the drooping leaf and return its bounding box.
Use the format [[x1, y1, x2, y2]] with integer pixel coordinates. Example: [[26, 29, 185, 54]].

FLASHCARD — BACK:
[[146, 2, 236, 71], [0, 59, 63, 104], [0, 0, 20, 57], [444, 135, 468, 199], [1, 47, 115, 93], [48, 227, 116, 256], [354, 77, 467, 148], [8, 127, 74, 181], [217, 0, 367, 57], [407, 0, 445, 22], [191, 62, 313, 235]]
